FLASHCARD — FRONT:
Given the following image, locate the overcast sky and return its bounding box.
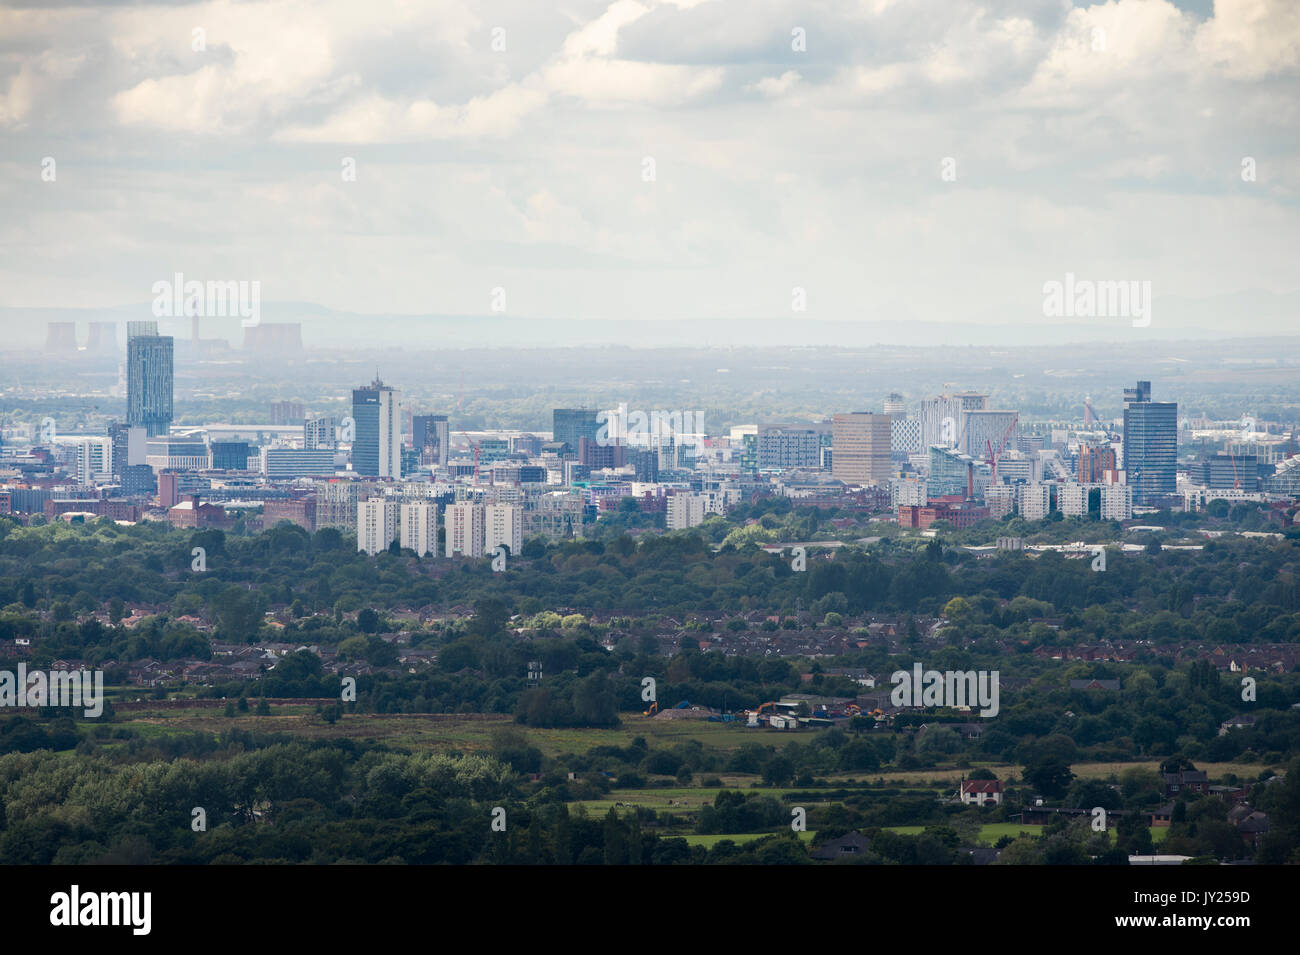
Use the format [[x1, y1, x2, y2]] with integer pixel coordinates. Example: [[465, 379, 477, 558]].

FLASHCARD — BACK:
[[1, 0, 1296, 336]]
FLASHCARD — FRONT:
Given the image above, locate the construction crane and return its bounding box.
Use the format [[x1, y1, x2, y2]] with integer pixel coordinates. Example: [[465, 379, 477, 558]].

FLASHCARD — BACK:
[[984, 414, 1020, 484]]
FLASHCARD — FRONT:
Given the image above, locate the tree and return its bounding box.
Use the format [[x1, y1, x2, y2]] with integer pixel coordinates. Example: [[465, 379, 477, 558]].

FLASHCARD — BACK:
[[572, 672, 618, 727], [213, 586, 267, 643], [357, 608, 380, 634], [256, 698, 270, 716], [761, 755, 795, 787], [1116, 811, 1154, 855], [469, 599, 510, 638], [1025, 758, 1074, 798]]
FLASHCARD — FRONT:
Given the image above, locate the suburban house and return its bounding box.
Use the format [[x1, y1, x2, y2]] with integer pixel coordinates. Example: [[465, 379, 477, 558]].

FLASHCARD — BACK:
[[1163, 770, 1210, 797], [811, 832, 873, 861], [960, 779, 1003, 807], [1218, 714, 1257, 735], [1068, 678, 1121, 691]]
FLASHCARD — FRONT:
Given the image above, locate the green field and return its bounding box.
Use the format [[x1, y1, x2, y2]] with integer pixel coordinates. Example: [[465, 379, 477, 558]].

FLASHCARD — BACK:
[[681, 831, 817, 848], [885, 822, 1170, 844]]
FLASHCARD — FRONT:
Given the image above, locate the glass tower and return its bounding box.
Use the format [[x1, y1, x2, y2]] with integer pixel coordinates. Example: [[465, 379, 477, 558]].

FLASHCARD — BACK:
[[126, 321, 174, 438], [1122, 380, 1177, 504]]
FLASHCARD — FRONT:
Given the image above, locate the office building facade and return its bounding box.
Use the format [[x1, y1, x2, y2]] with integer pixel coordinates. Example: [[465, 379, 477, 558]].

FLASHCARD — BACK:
[[553, 409, 600, 455], [831, 413, 892, 487], [412, 414, 450, 466], [1122, 381, 1177, 504], [352, 379, 401, 478]]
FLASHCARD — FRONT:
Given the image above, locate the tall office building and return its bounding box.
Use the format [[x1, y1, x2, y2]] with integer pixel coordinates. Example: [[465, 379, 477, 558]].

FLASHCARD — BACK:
[[445, 503, 485, 558], [412, 414, 450, 466], [553, 409, 600, 454], [920, 392, 988, 449], [1122, 380, 1177, 504], [831, 412, 892, 487], [126, 321, 174, 438], [883, 393, 907, 415], [484, 504, 523, 556], [357, 498, 400, 556], [352, 378, 401, 478], [399, 502, 439, 557]]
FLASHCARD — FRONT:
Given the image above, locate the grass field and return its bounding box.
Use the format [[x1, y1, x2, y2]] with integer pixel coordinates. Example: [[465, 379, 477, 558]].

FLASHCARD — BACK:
[[885, 822, 1169, 844], [108, 706, 1272, 805], [110, 709, 1273, 783], [681, 831, 817, 848]]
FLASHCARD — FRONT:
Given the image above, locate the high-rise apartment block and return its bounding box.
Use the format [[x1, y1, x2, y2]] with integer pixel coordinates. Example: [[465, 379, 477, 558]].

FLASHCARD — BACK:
[[484, 504, 523, 556], [270, 401, 305, 425], [304, 415, 338, 450], [1077, 443, 1117, 483], [757, 427, 822, 470], [961, 409, 1018, 459], [920, 392, 987, 449], [357, 497, 399, 556], [445, 503, 485, 558], [399, 502, 439, 557], [126, 321, 174, 438], [1017, 482, 1052, 520]]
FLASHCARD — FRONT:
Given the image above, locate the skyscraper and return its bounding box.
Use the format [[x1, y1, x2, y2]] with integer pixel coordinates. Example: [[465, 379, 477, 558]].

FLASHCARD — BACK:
[[1122, 380, 1177, 504], [831, 412, 892, 486], [412, 414, 450, 466], [553, 408, 599, 454], [352, 378, 401, 478], [126, 321, 174, 438]]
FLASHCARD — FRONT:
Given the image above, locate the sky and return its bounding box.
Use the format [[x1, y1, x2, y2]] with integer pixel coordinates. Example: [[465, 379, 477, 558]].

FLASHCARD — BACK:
[[0, 0, 1297, 340]]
